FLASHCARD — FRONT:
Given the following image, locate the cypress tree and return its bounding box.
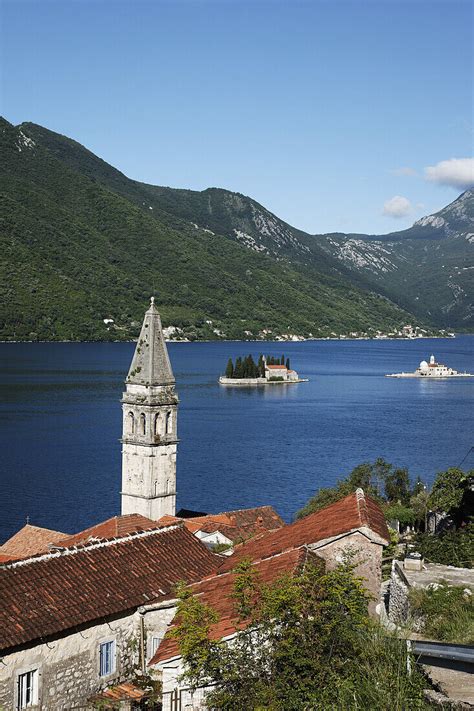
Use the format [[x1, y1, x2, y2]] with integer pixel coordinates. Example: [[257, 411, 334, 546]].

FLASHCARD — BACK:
[[225, 358, 234, 378], [286, 357, 290, 370], [281, 354, 285, 366], [234, 356, 243, 378]]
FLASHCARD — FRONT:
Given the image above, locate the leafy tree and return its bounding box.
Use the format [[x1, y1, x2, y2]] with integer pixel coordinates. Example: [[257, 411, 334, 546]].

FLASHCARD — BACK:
[[225, 358, 234, 378], [172, 559, 428, 710], [413, 523, 474, 568], [384, 466, 410, 504], [383, 503, 415, 527], [410, 486, 430, 531], [429, 468, 474, 525], [296, 459, 391, 518]]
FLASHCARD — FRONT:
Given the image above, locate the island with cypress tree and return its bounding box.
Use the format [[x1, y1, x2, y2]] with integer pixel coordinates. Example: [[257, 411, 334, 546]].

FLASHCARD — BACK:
[[219, 354, 307, 385]]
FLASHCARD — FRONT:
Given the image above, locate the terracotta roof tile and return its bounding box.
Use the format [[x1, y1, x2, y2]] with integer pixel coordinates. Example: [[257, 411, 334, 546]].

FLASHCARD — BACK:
[[0, 524, 67, 559], [217, 491, 389, 574], [156, 506, 284, 544], [89, 682, 148, 702], [150, 547, 322, 665], [0, 525, 218, 652], [56, 514, 159, 548]]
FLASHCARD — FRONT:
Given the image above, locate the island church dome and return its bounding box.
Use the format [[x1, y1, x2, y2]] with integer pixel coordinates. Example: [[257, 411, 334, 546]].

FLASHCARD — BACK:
[[419, 360, 429, 371]]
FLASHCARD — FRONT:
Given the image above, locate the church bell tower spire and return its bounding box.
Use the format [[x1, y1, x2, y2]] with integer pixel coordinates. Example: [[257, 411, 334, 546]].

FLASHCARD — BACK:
[[121, 298, 178, 519]]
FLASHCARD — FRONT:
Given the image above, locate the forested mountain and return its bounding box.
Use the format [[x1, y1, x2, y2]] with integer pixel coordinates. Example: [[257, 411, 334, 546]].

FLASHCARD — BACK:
[[0, 117, 470, 341], [0, 117, 418, 342]]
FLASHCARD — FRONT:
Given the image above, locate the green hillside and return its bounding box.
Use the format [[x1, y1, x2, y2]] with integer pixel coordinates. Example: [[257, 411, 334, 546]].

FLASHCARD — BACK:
[[19, 121, 473, 332], [0, 117, 416, 342]]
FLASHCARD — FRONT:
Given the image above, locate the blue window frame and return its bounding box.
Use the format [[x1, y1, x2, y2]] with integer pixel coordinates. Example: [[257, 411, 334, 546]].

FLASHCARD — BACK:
[[99, 640, 116, 677]]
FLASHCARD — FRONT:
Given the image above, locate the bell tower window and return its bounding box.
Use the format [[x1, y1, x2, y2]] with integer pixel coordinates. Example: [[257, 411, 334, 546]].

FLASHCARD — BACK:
[[140, 413, 146, 435], [128, 412, 135, 434], [154, 413, 160, 436], [165, 411, 172, 435]]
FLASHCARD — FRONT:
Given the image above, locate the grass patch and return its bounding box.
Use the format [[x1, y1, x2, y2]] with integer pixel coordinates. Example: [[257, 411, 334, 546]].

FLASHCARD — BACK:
[[409, 581, 474, 644]]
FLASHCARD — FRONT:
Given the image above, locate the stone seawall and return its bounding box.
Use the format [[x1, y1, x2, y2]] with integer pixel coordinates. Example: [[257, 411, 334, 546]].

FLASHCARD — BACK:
[[219, 377, 305, 386]]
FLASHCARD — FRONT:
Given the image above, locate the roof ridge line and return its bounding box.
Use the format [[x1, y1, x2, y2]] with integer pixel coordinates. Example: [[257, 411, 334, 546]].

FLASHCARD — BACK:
[[355, 488, 369, 527], [2, 523, 183, 569]]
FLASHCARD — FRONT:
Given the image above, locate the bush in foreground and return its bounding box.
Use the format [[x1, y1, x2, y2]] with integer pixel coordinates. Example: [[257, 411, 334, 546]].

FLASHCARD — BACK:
[[172, 559, 430, 710]]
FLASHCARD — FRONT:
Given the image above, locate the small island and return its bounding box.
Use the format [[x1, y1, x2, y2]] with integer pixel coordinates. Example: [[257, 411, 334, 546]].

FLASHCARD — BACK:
[[386, 354, 473, 379], [219, 354, 307, 386]]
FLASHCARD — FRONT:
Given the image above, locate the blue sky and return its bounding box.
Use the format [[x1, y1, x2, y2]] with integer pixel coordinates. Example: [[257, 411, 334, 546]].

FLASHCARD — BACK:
[[1, 0, 472, 233]]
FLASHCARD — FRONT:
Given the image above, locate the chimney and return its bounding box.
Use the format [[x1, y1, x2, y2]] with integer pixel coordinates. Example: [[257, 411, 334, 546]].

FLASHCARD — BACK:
[[403, 551, 424, 571]]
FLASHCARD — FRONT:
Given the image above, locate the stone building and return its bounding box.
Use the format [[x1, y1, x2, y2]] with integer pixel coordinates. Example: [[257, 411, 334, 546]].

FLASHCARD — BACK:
[[150, 489, 390, 709], [121, 297, 178, 520], [0, 521, 217, 709]]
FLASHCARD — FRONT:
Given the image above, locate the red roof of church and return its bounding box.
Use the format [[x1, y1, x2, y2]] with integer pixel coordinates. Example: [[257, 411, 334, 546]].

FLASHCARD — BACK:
[[266, 364, 287, 369], [150, 546, 322, 665], [0, 524, 218, 652], [217, 491, 389, 574]]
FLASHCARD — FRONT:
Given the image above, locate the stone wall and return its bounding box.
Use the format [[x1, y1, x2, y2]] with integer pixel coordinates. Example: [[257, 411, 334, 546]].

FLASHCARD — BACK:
[[312, 530, 384, 615], [0, 606, 174, 710], [388, 560, 410, 623]]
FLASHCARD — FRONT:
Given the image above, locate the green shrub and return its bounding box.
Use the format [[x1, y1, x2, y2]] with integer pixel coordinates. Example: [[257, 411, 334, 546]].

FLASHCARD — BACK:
[[409, 581, 474, 644], [413, 523, 474, 568]]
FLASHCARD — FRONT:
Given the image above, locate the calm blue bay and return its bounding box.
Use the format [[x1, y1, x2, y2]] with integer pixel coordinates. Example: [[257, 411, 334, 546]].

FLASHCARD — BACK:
[[0, 337, 473, 542]]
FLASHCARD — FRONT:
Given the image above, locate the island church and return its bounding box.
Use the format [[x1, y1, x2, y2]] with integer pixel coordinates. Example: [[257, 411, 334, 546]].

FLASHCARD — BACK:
[[0, 300, 390, 710]]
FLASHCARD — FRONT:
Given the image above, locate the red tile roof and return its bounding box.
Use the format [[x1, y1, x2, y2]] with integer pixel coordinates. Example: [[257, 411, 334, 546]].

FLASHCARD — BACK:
[[156, 506, 284, 543], [217, 491, 389, 574], [56, 514, 159, 548], [0, 524, 218, 652], [89, 682, 148, 702], [0, 553, 15, 564], [266, 364, 287, 369], [0, 524, 67, 559], [150, 547, 322, 665]]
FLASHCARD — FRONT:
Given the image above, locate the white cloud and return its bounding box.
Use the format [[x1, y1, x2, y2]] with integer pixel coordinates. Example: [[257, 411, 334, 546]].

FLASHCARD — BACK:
[[425, 158, 474, 190], [391, 167, 417, 177], [383, 195, 413, 218]]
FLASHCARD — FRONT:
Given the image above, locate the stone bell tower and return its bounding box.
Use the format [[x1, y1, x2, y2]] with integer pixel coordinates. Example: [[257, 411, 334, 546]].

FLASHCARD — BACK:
[[121, 298, 178, 519]]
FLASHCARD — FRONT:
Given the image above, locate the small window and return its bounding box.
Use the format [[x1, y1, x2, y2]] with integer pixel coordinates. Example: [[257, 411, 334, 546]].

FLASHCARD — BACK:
[[17, 669, 38, 709], [150, 635, 162, 658], [99, 640, 116, 677], [128, 411, 135, 434], [165, 411, 172, 434], [140, 413, 146, 435]]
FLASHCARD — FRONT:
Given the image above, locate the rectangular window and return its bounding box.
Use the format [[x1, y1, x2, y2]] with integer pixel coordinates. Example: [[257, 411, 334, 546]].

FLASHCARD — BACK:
[[17, 669, 38, 709], [99, 640, 116, 677], [150, 635, 162, 658]]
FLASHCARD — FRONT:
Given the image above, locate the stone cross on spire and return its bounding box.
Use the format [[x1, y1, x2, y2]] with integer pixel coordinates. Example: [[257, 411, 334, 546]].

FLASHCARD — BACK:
[[126, 298, 174, 386]]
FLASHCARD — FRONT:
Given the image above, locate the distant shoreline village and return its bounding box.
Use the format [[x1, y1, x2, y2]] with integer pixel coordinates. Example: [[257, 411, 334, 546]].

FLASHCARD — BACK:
[[162, 322, 455, 343], [386, 354, 474, 378], [219, 354, 308, 386]]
